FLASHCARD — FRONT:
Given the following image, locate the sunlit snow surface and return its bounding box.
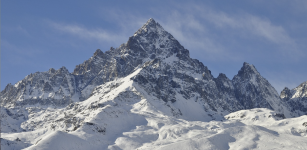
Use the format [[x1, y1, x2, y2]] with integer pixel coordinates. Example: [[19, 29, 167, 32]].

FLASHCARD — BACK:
[[2, 68, 307, 150]]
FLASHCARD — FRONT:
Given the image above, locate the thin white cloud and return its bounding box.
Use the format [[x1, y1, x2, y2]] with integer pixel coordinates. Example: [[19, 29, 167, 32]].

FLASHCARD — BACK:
[[99, 11, 147, 33], [49, 22, 127, 45], [156, 11, 231, 61], [158, 3, 304, 60], [205, 11, 293, 45]]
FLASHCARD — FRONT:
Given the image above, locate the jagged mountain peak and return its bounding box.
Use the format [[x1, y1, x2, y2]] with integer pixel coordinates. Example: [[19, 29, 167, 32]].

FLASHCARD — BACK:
[[56, 66, 69, 74], [235, 62, 260, 79], [242, 62, 259, 73], [293, 81, 307, 97], [280, 81, 307, 116], [280, 81, 307, 100], [231, 62, 289, 114], [125, 18, 189, 62], [282, 87, 291, 91], [297, 81, 307, 88], [280, 87, 291, 100], [93, 49, 104, 57], [48, 68, 56, 74], [217, 73, 228, 80], [2, 83, 13, 92], [129, 18, 172, 45], [133, 18, 164, 36], [147, 18, 156, 24]]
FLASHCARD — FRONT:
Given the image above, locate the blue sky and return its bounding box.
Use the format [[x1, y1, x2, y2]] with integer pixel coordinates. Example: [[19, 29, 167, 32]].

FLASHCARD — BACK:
[[1, 0, 307, 93]]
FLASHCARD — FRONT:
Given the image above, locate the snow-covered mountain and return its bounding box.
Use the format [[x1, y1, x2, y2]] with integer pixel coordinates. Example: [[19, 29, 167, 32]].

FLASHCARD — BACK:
[[281, 81, 307, 116], [1, 18, 306, 150]]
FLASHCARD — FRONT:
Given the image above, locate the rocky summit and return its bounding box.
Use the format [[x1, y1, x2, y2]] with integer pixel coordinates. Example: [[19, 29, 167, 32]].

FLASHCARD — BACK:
[[280, 81, 307, 116], [1, 18, 307, 150]]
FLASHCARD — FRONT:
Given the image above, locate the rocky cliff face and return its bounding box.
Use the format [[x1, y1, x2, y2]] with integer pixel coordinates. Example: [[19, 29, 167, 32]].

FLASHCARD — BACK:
[[0, 18, 305, 135], [232, 63, 290, 115], [281, 81, 307, 116], [1, 67, 76, 107]]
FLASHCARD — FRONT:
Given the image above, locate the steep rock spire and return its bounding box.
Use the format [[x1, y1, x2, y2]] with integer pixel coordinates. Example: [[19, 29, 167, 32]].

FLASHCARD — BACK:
[[232, 62, 284, 113], [93, 49, 104, 57], [126, 18, 189, 61], [282, 81, 307, 115], [133, 18, 164, 36], [56, 66, 69, 74], [236, 62, 260, 79], [280, 87, 292, 101]]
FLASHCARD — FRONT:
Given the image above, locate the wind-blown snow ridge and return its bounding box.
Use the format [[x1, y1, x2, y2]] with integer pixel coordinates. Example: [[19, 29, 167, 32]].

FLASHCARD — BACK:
[[1, 18, 307, 150]]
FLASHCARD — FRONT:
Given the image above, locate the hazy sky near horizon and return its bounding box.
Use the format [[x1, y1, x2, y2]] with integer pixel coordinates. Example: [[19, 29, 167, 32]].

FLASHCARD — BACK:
[[2, 0, 307, 93]]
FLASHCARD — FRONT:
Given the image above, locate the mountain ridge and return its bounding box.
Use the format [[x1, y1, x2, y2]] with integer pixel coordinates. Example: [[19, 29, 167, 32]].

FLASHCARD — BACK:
[[280, 81, 307, 116], [1, 18, 303, 115], [1, 18, 307, 150]]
